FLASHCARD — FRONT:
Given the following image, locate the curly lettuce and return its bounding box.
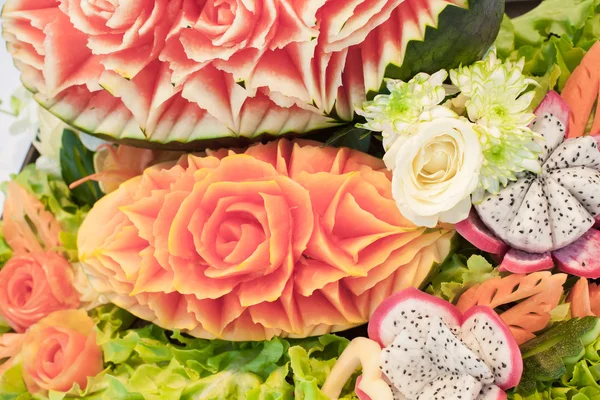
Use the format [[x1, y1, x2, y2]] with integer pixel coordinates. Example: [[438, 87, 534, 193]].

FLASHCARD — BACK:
[[496, 0, 600, 93], [426, 253, 499, 303], [99, 327, 356, 400], [1, 305, 358, 400]]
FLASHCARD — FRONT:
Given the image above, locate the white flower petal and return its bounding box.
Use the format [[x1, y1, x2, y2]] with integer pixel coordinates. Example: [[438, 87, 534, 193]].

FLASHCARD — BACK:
[[438, 196, 473, 224], [389, 118, 483, 228]]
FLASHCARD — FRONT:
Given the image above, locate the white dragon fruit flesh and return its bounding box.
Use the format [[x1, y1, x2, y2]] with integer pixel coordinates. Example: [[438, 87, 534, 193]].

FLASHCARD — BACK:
[[456, 91, 600, 278], [367, 288, 522, 400]]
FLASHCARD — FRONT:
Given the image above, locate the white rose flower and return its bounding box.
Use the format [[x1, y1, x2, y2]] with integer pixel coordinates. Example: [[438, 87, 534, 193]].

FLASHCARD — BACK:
[[390, 118, 483, 228]]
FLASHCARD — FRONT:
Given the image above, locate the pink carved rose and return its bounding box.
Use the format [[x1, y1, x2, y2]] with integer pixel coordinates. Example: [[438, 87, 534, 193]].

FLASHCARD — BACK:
[[58, 0, 183, 79], [0, 333, 24, 376], [0, 253, 80, 332], [3, 0, 464, 139], [22, 310, 103, 394], [161, 0, 318, 84]]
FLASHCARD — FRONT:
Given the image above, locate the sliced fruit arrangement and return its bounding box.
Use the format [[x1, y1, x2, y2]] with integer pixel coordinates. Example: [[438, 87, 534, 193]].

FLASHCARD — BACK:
[[77, 139, 454, 340], [322, 288, 523, 400], [1, 0, 503, 149], [456, 272, 567, 345], [455, 91, 600, 278], [562, 41, 600, 139]]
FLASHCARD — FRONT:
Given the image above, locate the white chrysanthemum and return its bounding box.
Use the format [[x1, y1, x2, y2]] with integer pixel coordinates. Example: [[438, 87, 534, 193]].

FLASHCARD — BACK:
[[450, 50, 542, 202], [357, 70, 455, 153]]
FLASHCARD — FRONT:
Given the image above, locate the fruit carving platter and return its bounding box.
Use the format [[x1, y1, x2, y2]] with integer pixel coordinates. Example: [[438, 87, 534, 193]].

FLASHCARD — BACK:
[[0, 0, 599, 399]]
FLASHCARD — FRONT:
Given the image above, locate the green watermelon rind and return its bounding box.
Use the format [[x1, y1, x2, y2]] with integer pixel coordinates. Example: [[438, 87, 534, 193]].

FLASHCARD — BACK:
[[368, 0, 505, 98], [4, 0, 504, 149], [31, 88, 343, 150]]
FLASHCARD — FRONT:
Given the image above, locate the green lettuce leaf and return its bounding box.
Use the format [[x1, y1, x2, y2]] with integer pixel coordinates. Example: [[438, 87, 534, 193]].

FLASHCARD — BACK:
[[289, 336, 357, 400], [528, 64, 562, 110], [495, 0, 600, 91], [510, 0, 599, 47], [427, 254, 499, 303], [47, 305, 355, 400], [0, 364, 29, 400], [496, 15, 516, 59], [60, 130, 103, 208], [0, 225, 12, 268], [0, 315, 12, 335], [90, 304, 136, 344], [3, 164, 89, 261], [550, 303, 572, 323]]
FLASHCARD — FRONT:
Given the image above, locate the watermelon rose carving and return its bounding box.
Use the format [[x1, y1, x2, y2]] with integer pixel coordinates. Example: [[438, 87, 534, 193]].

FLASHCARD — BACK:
[[59, 0, 183, 80], [2, 0, 502, 148], [78, 139, 454, 340]]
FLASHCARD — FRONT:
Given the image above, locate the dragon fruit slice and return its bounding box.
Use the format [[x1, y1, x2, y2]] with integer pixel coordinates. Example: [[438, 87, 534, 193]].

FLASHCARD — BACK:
[[425, 316, 494, 384], [364, 289, 522, 400], [498, 248, 554, 273], [549, 166, 600, 223], [468, 92, 600, 276], [416, 374, 482, 400], [368, 287, 462, 347], [475, 177, 533, 245], [478, 385, 507, 400], [460, 307, 523, 389], [544, 136, 600, 171], [454, 210, 508, 255], [554, 229, 600, 278], [531, 92, 569, 161], [504, 179, 553, 252], [381, 332, 438, 398], [544, 176, 594, 249]]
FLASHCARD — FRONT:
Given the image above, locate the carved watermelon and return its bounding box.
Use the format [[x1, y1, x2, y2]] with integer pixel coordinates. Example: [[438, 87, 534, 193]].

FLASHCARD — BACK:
[[2, 0, 503, 149], [77, 139, 454, 340]]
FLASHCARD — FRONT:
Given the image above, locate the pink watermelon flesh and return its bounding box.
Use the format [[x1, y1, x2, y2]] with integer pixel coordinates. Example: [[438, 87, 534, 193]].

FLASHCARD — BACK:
[[498, 248, 554, 273], [554, 229, 600, 278], [369, 289, 520, 399], [2, 0, 494, 149], [454, 210, 508, 255]]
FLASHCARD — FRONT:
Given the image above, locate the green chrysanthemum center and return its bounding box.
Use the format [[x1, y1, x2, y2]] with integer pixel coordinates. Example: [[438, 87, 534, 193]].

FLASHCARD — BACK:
[[491, 105, 508, 119], [487, 145, 506, 161], [387, 97, 412, 117]]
